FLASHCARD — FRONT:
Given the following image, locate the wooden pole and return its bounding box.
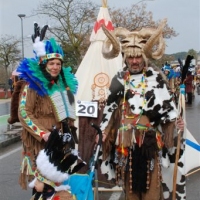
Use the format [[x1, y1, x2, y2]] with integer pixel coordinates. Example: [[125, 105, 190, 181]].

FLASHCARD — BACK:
[[172, 131, 181, 200], [172, 87, 185, 200], [101, 0, 107, 7], [185, 167, 200, 177]]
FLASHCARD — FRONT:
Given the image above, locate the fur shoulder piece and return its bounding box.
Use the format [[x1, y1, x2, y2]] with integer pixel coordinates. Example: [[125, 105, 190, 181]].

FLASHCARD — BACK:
[[17, 58, 78, 96], [7, 80, 26, 124]]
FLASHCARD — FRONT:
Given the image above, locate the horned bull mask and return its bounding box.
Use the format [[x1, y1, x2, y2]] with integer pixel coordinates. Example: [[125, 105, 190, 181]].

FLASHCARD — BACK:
[[101, 19, 167, 67]]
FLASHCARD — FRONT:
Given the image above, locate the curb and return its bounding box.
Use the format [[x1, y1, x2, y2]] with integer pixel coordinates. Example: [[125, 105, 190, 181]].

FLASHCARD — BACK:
[[0, 98, 11, 104], [0, 135, 21, 149]]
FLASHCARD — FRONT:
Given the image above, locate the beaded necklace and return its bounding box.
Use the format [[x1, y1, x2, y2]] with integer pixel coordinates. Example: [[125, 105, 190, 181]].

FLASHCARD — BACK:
[[119, 69, 148, 154], [115, 69, 149, 188], [122, 69, 148, 124]]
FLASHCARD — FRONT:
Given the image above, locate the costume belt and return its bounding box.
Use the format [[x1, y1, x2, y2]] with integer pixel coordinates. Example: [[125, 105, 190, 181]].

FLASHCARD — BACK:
[[115, 121, 163, 150]]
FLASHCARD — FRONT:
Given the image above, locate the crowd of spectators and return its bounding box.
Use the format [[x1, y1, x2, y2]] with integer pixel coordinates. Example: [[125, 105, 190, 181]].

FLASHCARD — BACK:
[[161, 60, 196, 106]]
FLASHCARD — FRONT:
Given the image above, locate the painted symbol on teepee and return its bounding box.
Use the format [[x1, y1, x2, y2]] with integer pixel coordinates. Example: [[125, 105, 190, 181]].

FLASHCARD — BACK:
[[98, 88, 105, 96], [94, 19, 114, 33], [91, 73, 110, 102], [94, 73, 109, 87]]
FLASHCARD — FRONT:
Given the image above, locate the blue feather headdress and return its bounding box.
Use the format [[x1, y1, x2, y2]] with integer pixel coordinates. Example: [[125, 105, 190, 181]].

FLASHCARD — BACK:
[[17, 23, 78, 98], [31, 23, 64, 64], [17, 58, 78, 96]]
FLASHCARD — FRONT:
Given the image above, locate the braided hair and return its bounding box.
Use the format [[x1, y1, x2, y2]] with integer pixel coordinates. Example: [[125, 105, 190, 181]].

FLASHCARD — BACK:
[[60, 67, 75, 105]]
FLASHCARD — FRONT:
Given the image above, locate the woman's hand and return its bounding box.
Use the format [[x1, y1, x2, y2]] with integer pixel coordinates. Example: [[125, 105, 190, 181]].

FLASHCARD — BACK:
[[42, 132, 51, 142]]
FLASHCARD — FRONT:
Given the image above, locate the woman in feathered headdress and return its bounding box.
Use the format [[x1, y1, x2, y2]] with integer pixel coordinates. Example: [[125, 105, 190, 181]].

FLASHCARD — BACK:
[[9, 23, 79, 190]]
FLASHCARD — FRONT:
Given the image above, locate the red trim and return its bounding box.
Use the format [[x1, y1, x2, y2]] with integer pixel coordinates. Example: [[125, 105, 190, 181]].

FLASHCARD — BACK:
[[40, 131, 45, 138]]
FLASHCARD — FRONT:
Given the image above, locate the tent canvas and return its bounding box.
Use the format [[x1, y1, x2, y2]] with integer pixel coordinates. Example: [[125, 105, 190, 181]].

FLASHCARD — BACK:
[[75, 4, 122, 189], [184, 129, 200, 175], [75, 7, 122, 103]]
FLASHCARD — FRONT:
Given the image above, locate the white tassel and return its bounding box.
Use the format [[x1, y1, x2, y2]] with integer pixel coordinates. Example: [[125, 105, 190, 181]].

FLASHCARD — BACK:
[[55, 184, 71, 192]]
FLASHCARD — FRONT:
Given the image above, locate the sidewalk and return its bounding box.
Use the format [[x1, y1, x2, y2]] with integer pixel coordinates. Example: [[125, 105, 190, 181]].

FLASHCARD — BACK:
[[0, 98, 11, 104], [0, 123, 21, 149], [0, 89, 12, 99], [0, 133, 21, 149], [0, 98, 21, 149]]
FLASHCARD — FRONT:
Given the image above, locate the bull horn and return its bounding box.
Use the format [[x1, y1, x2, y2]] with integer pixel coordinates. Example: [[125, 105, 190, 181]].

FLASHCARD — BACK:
[[102, 25, 133, 59], [143, 18, 167, 60], [101, 25, 121, 59], [152, 35, 165, 60]]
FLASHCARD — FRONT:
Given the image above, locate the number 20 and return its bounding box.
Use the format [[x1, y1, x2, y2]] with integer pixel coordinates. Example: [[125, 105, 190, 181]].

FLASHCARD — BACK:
[[78, 104, 95, 114]]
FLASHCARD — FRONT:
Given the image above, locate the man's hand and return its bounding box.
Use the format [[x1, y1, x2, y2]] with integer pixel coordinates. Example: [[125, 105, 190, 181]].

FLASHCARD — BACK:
[[95, 131, 107, 144], [171, 88, 175, 93], [176, 117, 185, 132]]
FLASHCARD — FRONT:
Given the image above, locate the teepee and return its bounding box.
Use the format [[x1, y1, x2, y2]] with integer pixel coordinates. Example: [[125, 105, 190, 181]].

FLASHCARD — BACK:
[[75, 0, 122, 187], [75, 0, 122, 105]]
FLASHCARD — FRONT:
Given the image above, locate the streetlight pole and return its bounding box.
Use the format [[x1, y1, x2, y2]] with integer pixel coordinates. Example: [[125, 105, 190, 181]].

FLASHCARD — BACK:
[[18, 14, 26, 59]]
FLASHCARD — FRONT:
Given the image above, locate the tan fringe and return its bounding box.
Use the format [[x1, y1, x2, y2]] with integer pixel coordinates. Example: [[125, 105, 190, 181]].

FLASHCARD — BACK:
[[161, 122, 175, 148], [19, 169, 28, 190]]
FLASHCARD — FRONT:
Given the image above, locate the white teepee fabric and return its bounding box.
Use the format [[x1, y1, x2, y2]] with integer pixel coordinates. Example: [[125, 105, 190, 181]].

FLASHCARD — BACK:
[[184, 129, 200, 174], [75, 7, 122, 103], [74, 6, 123, 188]]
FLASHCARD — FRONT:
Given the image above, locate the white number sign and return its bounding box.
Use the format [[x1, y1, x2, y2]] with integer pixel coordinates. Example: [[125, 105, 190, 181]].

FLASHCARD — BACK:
[[76, 100, 98, 118]]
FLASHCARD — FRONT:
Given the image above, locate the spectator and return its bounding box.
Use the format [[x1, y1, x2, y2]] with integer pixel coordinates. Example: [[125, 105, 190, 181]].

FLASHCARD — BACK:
[[8, 76, 14, 95], [184, 70, 193, 105]]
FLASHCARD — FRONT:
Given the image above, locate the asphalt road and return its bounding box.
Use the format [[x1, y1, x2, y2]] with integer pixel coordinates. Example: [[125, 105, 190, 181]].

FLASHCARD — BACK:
[[0, 100, 10, 115], [0, 94, 200, 199]]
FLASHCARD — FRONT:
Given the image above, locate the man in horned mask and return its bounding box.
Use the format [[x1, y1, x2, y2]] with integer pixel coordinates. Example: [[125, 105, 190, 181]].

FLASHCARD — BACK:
[[98, 19, 184, 199]]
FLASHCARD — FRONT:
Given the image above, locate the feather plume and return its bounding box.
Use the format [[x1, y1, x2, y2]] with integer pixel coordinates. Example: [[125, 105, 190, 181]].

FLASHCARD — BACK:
[[17, 58, 78, 96]]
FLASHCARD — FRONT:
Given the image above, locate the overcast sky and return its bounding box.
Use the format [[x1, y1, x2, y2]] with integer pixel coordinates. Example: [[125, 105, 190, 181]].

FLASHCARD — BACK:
[[0, 0, 199, 58]]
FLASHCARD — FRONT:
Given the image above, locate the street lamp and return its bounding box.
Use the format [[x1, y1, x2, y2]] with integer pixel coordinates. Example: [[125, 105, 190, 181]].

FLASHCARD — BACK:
[[18, 14, 26, 59]]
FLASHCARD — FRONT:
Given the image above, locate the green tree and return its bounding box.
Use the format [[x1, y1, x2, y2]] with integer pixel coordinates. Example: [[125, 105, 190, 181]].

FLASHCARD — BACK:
[[170, 52, 187, 61], [187, 49, 198, 64], [0, 35, 20, 98]]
